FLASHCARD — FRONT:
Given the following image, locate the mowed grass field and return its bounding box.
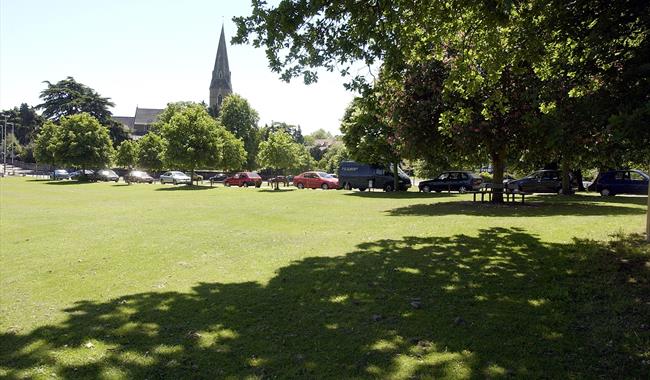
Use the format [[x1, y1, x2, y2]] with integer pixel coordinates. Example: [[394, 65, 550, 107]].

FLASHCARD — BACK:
[[1, 177, 648, 379]]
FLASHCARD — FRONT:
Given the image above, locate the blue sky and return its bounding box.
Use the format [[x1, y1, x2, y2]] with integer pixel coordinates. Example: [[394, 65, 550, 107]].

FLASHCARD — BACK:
[[0, 0, 358, 134]]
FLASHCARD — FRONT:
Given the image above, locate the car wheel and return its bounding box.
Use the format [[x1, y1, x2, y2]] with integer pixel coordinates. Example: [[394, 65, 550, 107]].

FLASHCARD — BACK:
[[225, 182, 230, 187], [358, 187, 366, 192], [600, 188, 613, 196], [297, 183, 304, 189], [384, 183, 394, 192], [173, 180, 178, 185], [344, 182, 352, 190], [243, 182, 249, 188], [458, 186, 467, 194], [422, 185, 431, 193], [161, 179, 165, 184], [255, 183, 261, 188]]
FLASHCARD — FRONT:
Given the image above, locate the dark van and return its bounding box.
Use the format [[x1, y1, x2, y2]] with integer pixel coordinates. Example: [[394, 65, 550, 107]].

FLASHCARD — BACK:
[[338, 161, 412, 191]]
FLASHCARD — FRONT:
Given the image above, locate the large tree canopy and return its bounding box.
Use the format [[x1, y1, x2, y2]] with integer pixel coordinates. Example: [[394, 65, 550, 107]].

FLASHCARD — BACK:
[[160, 104, 222, 184], [37, 76, 130, 147], [235, 0, 649, 201], [257, 130, 299, 189], [33, 113, 114, 171], [38, 77, 114, 123], [218, 94, 261, 170], [137, 133, 166, 172]]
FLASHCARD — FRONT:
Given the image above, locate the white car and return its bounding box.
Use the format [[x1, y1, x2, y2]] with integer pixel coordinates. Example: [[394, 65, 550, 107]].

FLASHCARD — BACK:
[[160, 171, 191, 185]]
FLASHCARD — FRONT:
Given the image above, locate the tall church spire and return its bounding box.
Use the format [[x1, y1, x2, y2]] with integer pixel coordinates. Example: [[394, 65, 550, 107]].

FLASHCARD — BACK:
[[209, 24, 232, 114]]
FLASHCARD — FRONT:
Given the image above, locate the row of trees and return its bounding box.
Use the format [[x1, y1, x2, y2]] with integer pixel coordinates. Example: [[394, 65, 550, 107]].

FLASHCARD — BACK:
[[233, 0, 650, 202], [33, 104, 247, 184], [22, 76, 346, 183]]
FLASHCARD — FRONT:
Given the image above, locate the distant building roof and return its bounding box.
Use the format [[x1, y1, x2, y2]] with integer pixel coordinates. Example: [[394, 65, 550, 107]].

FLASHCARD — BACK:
[[135, 107, 164, 125], [112, 116, 135, 130], [313, 138, 338, 147]]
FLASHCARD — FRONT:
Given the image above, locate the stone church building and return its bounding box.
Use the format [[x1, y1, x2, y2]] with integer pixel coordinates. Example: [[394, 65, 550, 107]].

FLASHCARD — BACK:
[[113, 25, 232, 137]]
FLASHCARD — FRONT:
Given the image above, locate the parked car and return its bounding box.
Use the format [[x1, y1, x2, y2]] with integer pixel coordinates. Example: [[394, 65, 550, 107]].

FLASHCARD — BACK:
[[208, 172, 228, 182], [125, 170, 154, 184], [70, 169, 95, 180], [50, 169, 70, 180], [94, 169, 119, 182], [589, 169, 649, 196], [160, 171, 191, 185], [293, 171, 339, 190], [507, 170, 574, 194], [192, 173, 204, 182], [418, 171, 483, 193], [224, 172, 262, 187], [338, 161, 411, 191]]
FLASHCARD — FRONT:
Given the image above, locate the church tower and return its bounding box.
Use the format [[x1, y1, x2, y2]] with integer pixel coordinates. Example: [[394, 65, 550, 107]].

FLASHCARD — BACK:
[[209, 25, 232, 115]]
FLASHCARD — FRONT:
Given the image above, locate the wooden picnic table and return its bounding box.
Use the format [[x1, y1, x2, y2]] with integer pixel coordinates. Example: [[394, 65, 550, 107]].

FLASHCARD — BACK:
[[469, 185, 531, 204]]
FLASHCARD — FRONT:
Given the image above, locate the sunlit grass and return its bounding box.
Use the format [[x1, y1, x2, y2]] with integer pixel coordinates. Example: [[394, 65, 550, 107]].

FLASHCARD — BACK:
[[0, 177, 648, 379]]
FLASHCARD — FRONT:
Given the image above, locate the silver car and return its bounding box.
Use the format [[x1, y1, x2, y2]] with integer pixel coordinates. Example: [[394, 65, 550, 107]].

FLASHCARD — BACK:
[[50, 169, 70, 180], [160, 171, 191, 185]]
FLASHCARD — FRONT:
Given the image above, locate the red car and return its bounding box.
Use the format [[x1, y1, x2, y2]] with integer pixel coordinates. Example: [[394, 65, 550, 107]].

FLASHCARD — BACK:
[[293, 171, 339, 190], [224, 172, 262, 187]]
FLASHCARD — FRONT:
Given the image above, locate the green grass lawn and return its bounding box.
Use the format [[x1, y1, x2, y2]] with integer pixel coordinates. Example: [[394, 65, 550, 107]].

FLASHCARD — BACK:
[[1, 177, 648, 379]]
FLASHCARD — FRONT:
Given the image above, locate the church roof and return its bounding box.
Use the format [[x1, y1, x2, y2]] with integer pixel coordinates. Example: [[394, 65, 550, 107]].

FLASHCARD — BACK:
[[112, 116, 135, 130], [134, 107, 164, 125]]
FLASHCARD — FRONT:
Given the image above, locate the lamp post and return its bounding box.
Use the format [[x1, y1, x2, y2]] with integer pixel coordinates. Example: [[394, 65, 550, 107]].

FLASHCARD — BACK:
[[2, 117, 6, 176], [8, 122, 15, 173]]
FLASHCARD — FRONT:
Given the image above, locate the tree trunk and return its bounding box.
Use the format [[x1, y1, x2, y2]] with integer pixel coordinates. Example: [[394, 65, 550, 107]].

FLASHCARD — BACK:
[[646, 181, 649, 242], [575, 169, 585, 192], [393, 161, 399, 192], [561, 159, 572, 195], [491, 152, 505, 203]]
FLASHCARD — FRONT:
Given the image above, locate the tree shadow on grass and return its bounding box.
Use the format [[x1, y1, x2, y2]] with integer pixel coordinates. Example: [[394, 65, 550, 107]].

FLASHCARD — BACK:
[[1, 228, 648, 379], [538, 193, 648, 206], [40, 180, 97, 185], [154, 185, 214, 191], [344, 191, 458, 199], [258, 188, 297, 193], [387, 200, 645, 217]]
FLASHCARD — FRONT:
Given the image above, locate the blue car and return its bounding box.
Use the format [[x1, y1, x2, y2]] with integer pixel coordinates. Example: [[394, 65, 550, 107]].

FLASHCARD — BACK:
[[590, 169, 649, 196]]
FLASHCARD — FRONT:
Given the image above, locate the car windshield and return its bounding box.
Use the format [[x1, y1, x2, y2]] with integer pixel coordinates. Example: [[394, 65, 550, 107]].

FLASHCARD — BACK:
[[131, 171, 143, 176], [248, 173, 261, 178], [387, 166, 408, 176], [525, 172, 539, 179], [55, 170, 66, 173], [172, 172, 186, 176], [317, 172, 333, 178]]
